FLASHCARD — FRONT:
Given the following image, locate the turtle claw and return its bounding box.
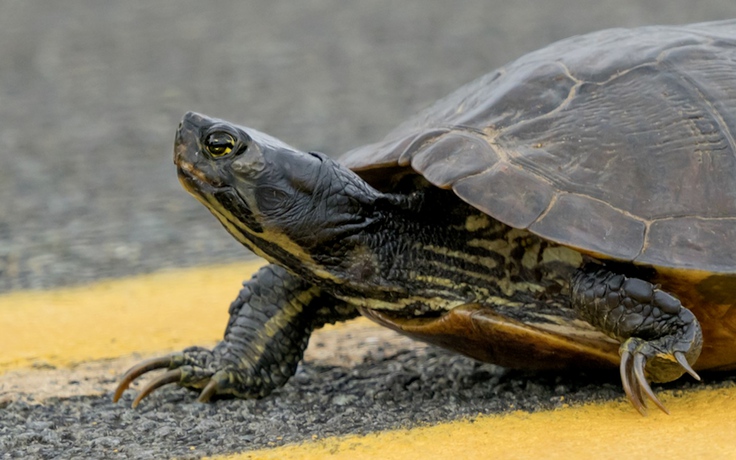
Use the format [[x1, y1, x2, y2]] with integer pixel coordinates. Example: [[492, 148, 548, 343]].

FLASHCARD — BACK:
[[132, 369, 182, 408], [633, 353, 668, 415], [114, 348, 223, 407], [619, 338, 702, 416], [113, 355, 174, 403], [114, 342, 291, 407], [620, 347, 669, 416], [675, 351, 701, 381], [198, 378, 219, 403], [620, 349, 653, 415]]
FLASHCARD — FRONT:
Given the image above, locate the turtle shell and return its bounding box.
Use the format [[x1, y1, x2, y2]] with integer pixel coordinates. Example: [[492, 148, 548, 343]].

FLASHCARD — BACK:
[[341, 20, 736, 275]]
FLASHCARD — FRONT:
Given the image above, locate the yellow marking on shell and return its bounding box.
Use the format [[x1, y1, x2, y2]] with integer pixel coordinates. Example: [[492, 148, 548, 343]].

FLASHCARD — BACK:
[[465, 214, 492, 232]]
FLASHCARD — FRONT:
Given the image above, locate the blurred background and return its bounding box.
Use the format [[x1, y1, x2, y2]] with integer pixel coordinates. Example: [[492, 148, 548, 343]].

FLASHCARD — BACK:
[[1, 0, 734, 292]]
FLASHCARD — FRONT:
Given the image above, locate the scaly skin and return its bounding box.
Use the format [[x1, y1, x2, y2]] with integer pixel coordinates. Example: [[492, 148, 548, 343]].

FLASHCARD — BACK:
[[114, 112, 703, 414], [571, 267, 702, 414], [114, 265, 356, 406]]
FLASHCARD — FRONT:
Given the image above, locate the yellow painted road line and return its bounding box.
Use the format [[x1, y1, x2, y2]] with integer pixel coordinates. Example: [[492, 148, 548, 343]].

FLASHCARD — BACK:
[[0, 259, 409, 377], [213, 385, 736, 460], [5, 260, 736, 459], [0, 261, 265, 373]]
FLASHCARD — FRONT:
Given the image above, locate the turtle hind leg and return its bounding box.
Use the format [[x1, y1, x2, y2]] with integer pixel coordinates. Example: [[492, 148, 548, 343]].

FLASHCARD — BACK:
[[570, 266, 703, 415], [113, 264, 358, 407]]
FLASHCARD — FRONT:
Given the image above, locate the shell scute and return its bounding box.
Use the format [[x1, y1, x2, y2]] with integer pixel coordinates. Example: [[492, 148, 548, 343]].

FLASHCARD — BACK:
[[341, 20, 736, 272], [453, 164, 555, 229], [410, 132, 500, 188]]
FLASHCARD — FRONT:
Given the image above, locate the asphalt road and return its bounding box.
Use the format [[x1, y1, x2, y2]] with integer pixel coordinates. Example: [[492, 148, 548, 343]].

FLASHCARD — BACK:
[[2, 1, 736, 459], [2, 0, 735, 292]]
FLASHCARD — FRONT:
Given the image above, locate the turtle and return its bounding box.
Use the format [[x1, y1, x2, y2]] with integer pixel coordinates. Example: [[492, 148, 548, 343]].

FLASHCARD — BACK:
[[114, 19, 736, 415]]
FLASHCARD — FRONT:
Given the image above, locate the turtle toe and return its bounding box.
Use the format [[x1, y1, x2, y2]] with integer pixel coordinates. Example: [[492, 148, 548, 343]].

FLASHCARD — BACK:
[[114, 346, 216, 407], [618, 336, 702, 415]]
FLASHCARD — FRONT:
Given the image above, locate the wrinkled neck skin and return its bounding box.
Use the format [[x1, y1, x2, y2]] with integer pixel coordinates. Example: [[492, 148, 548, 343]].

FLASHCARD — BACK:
[[217, 157, 582, 316], [173, 112, 582, 316], [314, 181, 485, 310]]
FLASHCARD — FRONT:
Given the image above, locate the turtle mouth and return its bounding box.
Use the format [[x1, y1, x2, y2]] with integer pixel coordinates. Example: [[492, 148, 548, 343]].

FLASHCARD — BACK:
[[176, 160, 228, 196], [174, 113, 230, 193]]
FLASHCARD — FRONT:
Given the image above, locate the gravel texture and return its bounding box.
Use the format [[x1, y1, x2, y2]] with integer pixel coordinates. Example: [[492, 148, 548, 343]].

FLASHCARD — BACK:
[[3, 347, 721, 460], [1, 0, 734, 292]]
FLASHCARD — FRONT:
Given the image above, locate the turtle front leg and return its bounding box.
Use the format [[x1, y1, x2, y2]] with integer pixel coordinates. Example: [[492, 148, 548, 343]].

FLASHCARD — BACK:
[[570, 266, 703, 415], [114, 264, 357, 407]]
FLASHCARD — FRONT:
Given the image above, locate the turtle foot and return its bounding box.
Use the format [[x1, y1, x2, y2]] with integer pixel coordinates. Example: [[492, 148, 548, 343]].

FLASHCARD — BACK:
[[619, 337, 701, 416], [113, 347, 217, 407], [113, 345, 285, 407]]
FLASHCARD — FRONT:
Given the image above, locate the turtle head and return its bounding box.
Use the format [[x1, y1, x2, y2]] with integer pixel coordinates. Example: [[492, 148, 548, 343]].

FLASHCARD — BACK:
[[174, 111, 381, 274]]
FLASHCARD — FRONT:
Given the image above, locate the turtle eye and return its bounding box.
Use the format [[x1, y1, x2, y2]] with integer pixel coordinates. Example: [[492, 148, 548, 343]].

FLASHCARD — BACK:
[[204, 132, 236, 157]]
